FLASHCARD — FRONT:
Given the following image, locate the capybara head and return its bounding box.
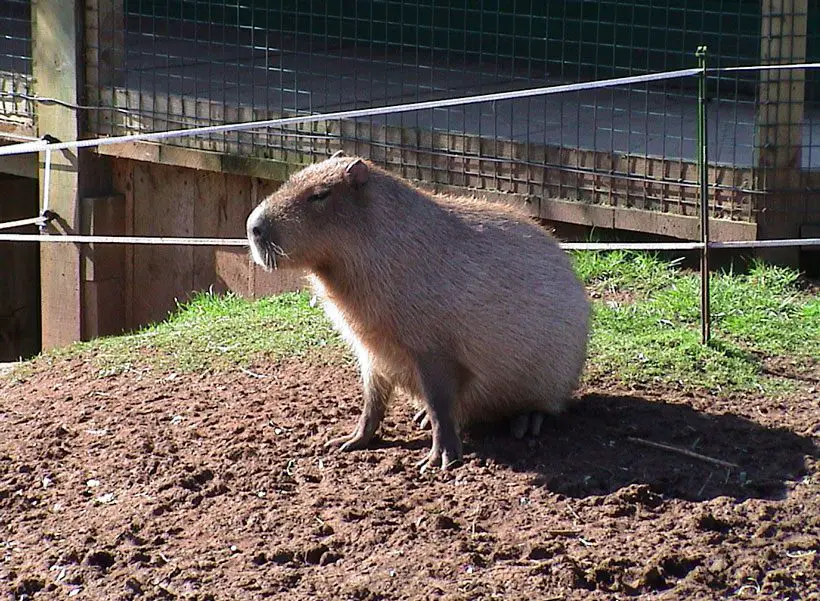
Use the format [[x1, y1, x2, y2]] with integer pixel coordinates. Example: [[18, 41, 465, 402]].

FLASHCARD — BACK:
[[246, 152, 371, 270]]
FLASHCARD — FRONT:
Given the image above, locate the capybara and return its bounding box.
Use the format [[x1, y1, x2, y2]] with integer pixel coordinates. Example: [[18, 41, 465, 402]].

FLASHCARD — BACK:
[[246, 152, 590, 471]]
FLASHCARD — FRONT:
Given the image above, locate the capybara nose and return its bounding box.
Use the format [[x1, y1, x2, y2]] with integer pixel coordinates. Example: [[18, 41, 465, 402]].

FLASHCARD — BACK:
[[247, 212, 269, 243]]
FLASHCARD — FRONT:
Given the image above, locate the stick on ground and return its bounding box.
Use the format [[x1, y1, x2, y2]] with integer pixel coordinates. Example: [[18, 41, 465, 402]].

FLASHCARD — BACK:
[[627, 436, 740, 469]]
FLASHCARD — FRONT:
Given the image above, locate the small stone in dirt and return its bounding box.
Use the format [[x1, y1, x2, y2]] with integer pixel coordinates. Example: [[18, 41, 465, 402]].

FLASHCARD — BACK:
[[125, 577, 144, 594], [14, 578, 45, 595], [641, 565, 668, 591], [526, 543, 563, 561], [696, 512, 732, 533], [85, 549, 116, 571], [319, 551, 341, 566], [130, 550, 151, 565], [269, 549, 294, 565], [616, 484, 663, 508], [304, 544, 329, 565], [432, 514, 460, 530]]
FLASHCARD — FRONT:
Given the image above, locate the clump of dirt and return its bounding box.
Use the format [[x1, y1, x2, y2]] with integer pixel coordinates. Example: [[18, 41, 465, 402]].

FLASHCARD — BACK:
[[1, 353, 817, 599]]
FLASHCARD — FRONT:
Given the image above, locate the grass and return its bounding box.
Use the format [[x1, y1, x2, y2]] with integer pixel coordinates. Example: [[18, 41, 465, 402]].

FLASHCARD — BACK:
[[570, 251, 819, 392], [46, 292, 343, 377], [8, 253, 819, 394]]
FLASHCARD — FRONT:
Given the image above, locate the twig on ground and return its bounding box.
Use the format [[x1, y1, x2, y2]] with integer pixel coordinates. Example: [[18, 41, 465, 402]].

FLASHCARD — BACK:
[[627, 436, 739, 469], [240, 367, 269, 379]]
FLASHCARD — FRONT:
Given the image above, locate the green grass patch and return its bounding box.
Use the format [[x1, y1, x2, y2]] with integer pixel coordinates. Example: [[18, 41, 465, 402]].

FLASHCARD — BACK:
[[48, 291, 343, 377], [576, 252, 819, 392], [9, 253, 818, 394]]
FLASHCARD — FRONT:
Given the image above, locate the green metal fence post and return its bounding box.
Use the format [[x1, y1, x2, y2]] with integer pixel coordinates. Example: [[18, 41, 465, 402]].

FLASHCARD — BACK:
[[696, 45, 711, 345]]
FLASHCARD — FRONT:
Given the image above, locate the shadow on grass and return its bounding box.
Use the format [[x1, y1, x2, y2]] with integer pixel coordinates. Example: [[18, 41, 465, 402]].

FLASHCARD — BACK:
[[458, 392, 817, 502]]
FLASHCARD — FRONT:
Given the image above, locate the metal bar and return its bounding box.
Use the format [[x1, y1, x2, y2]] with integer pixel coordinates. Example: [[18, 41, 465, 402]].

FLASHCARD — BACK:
[[696, 46, 710, 345]]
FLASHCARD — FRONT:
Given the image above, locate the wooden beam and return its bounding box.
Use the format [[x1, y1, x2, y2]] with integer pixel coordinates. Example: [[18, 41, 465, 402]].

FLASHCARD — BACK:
[[419, 182, 758, 242], [33, 0, 84, 349]]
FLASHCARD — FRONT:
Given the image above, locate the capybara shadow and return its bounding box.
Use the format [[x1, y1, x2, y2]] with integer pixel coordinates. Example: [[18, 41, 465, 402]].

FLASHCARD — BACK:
[[459, 393, 816, 502]]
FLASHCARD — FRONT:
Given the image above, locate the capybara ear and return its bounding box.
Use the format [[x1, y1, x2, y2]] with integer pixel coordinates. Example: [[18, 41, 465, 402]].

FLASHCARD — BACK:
[[344, 159, 369, 189]]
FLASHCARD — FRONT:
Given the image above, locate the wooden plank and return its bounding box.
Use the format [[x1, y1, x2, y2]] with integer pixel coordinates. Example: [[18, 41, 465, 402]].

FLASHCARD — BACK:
[[111, 159, 135, 329], [421, 182, 757, 242], [191, 170, 225, 293], [132, 162, 195, 325], [33, 0, 83, 349], [213, 174, 254, 296]]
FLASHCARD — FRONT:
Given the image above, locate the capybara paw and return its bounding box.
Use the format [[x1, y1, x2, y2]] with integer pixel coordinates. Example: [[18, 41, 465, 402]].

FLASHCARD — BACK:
[[412, 409, 431, 430], [510, 411, 546, 439], [324, 431, 372, 452], [416, 444, 463, 473]]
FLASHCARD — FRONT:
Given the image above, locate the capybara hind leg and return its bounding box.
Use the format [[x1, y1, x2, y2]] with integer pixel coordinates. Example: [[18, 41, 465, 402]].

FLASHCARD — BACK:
[[413, 355, 463, 472], [325, 370, 393, 452], [510, 411, 546, 439], [412, 408, 431, 430]]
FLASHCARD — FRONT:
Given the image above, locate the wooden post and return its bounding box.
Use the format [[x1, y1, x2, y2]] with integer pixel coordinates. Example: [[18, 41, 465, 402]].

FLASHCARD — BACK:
[[755, 0, 808, 264], [33, 1, 115, 349]]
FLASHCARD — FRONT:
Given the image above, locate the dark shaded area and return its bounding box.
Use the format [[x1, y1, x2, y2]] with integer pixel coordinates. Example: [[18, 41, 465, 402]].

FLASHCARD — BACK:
[[463, 392, 816, 501]]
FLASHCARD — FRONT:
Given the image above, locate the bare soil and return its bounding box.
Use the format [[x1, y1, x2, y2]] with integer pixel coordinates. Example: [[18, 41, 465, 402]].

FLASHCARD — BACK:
[[1, 352, 817, 600]]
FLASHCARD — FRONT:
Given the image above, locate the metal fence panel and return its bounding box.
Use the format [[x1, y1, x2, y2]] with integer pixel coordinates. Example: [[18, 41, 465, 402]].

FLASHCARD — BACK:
[[0, 0, 33, 128]]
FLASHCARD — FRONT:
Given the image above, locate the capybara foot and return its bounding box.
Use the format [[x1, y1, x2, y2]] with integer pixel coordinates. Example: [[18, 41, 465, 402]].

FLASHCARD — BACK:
[[510, 411, 546, 439], [416, 434, 463, 473], [324, 429, 374, 452], [416, 445, 462, 473], [412, 409, 431, 430]]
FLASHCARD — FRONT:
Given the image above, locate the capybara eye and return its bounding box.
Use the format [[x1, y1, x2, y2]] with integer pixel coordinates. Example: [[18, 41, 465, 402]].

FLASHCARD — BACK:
[[310, 188, 330, 202]]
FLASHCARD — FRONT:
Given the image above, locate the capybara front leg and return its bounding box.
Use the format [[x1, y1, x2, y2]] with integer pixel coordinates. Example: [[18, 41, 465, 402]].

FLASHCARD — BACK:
[[325, 370, 393, 452], [414, 355, 463, 472]]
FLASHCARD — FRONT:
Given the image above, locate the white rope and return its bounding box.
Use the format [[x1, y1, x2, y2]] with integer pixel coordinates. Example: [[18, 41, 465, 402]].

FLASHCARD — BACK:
[[0, 233, 817, 251], [0, 217, 46, 231], [709, 238, 820, 249], [0, 68, 703, 158], [713, 62, 820, 73], [42, 147, 52, 216], [0, 132, 40, 141], [0, 234, 249, 246]]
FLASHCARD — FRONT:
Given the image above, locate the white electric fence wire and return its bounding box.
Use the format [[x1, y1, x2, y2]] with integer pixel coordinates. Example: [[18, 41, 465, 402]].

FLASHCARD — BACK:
[[0, 233, 817, 251], [42, 146, 51, 216], [2, 62, 820, 251], [0, 217, 46, 231], [0, 68, 703, 157]]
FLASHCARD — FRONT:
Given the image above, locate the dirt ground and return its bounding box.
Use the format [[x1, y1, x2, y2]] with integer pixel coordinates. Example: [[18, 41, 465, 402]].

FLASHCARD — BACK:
[[1, 352, 817, 600]]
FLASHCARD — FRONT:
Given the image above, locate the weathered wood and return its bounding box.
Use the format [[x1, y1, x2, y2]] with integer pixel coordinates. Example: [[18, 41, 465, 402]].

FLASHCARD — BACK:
[[111, 159, 135, 329], [192, 170, 226, 292], [132, 162, 195, 325], [80, 194, 125, 339], [33, 0, 83, 349], [214, 174, 255, 296], [755, 0, 808, 263], [417, 183, 758, 242]]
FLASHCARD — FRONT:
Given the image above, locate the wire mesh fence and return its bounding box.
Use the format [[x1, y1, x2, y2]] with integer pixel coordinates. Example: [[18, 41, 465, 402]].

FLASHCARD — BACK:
[[2, 1, 819, 234], [0, 0, 33, 127]]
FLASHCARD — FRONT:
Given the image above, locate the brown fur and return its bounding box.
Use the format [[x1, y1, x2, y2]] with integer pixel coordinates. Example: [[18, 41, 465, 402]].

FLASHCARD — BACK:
[[247, 154, 591, 468]]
